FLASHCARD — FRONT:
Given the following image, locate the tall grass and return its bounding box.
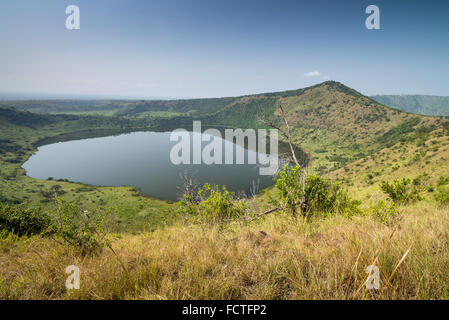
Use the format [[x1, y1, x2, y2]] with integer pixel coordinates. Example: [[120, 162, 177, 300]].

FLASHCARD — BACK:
[[0, 203, 448, 300]]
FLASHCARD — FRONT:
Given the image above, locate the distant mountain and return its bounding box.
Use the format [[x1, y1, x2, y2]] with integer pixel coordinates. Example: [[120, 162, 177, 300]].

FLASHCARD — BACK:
[[370, 95, 449, 116]]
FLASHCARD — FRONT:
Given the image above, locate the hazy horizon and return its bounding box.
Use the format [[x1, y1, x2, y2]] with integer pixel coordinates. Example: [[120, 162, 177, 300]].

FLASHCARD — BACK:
[[2, 83, 449, 101]]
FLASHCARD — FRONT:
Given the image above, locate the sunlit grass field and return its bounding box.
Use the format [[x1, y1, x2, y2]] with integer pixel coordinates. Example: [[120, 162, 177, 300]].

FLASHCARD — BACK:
[[1, 202, 448, 300]]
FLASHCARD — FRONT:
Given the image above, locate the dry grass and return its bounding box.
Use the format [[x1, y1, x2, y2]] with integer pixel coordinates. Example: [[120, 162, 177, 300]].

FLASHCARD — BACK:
[[1, 202, 448, 300]]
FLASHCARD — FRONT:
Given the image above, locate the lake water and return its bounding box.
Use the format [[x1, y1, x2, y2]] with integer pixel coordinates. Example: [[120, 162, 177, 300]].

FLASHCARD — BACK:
[[22, 131, 276, 200]]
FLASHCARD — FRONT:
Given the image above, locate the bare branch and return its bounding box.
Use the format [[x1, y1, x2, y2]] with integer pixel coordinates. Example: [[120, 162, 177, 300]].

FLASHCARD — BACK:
[[258, 103, 300, 166], [256, 102, 309, 217], [278, 104, 300, 167]]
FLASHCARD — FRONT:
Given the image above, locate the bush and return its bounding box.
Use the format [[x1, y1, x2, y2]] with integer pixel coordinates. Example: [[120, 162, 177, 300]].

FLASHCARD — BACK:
[[434, 189, 449, 205], [274, 165, 360, 216], [49, 199, 108, 256], [305, 174, 360, 215], [0, 203, 50, 237], [437, 176, 449, 186], [370, 200, 402, 225], [380, 178, 421, 204], [274, 165, 304, 215], [178, 183, 246, 225]]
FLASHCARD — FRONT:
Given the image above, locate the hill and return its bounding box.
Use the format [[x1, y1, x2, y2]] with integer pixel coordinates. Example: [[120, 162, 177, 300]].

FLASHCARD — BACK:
[[371, 95, 449, 116], [201, 82, 442, 173]]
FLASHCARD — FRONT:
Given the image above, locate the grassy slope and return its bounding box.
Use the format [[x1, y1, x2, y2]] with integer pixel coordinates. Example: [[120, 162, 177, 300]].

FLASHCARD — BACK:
[[2, 204, 448, 299], [0, 108, 174, 233], [1, 82, 447, 222], [1, 82, 447, 229], [329, 123, 449, 205], [205, 82, 443, 174]]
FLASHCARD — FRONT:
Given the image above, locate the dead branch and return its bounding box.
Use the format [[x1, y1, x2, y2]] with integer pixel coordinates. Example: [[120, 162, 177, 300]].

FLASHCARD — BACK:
[[278, 104, 300, 166], [244, 200, 305, 222], [258, 103, 301, 166], [257, 101, 308, 217]]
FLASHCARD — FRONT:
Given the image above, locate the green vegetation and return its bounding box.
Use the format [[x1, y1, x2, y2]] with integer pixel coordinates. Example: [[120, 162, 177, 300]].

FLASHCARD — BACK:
[[272, 165, 359, 217], [0, 100, 130, 116], [0, 107, 174, 232], [369, 200, 402, 225], [434, 187, 449, 205], [178, 184, 247, 225], [380, 178, 422, 204], [0, 203, 50, 236], [49, 198, 109, 256]]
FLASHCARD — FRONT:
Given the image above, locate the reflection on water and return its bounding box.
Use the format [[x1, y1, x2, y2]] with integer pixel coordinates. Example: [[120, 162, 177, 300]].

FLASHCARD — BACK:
[[23, 131, 276, 200]]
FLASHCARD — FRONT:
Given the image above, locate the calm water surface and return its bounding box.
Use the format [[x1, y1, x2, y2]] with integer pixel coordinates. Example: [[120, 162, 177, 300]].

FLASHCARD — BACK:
[[23, 131, 275, 200]]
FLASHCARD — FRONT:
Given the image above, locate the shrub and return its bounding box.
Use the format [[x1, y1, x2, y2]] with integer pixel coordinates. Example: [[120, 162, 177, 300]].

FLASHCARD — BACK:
[[274, 165, 305, 215], [370, 200, 402, 225], [380, 178, 421, 204], [274, 165, 360, 217], [434, 189, 449, 205], [304, 174, 360, 215], [0, 203, 50, 237], [49, 199, 108, 256], [178, 183, 246, 225], [437, 176, 449, 186], [412, 176, 421, 186]]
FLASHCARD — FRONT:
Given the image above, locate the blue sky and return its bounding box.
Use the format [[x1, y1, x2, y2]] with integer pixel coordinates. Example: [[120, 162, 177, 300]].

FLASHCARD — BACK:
[[0, 0, 448, 98]]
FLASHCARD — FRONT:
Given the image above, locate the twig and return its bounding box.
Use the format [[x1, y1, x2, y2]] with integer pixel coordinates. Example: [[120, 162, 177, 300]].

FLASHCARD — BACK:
[[244, 200, 305, 222], [278, 104, 299, 167]]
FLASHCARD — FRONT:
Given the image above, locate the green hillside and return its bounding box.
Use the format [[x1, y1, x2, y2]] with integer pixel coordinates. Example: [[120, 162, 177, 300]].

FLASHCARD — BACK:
[[371, 95, 449, 116], [203, 82, 441, 173], [0, 100, 131, 116]]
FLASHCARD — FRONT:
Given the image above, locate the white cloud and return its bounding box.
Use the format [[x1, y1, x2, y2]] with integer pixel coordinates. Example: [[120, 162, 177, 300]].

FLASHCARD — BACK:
[[304, 71, 322, 78]]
